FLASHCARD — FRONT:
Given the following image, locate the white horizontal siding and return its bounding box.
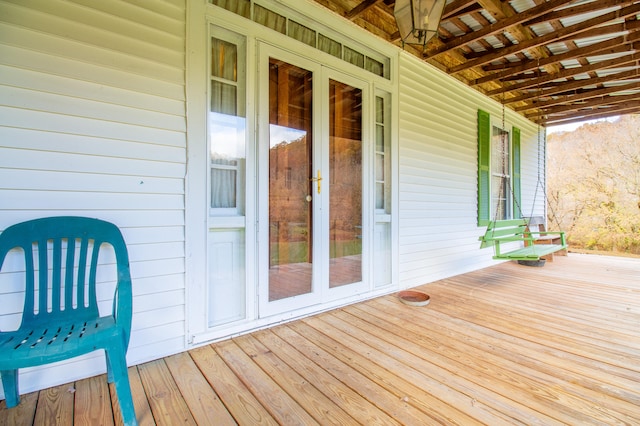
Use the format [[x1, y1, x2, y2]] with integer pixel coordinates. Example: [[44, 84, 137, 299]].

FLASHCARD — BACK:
[[0, 85, 185, 131], [1, 43, 184, 99], [1, 107, 185, 145], [1, 1, 183, 71], [398, 52, 544, 288], [0, 0, 187, 396]]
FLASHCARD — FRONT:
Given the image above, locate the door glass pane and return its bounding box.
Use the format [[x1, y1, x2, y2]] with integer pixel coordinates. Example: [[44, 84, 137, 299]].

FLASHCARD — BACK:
[[268, 59, 313, 301], [329, 80, 362, 288]]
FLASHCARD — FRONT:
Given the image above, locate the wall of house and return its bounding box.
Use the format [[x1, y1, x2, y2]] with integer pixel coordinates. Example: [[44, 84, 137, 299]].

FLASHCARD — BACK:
[[0, 0, 188, 395], [0, 0, 548, 398], [397, 52, 544, 288]]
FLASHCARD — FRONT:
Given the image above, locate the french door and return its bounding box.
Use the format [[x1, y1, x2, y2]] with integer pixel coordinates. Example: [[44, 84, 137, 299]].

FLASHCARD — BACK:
[[258, 44, 369, 316]]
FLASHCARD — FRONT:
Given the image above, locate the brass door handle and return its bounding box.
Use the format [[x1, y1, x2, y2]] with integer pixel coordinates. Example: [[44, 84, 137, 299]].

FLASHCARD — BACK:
[[310, 170, 322, 194]]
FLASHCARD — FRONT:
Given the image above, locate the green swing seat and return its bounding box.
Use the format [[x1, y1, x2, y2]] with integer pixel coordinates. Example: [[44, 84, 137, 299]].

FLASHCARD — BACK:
[[479, 218, 567, 261], [0, 217, 137, 426]]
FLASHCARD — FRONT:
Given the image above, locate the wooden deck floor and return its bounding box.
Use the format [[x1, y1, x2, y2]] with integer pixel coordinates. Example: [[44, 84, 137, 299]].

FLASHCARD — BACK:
[[2, 254, 639, 425]]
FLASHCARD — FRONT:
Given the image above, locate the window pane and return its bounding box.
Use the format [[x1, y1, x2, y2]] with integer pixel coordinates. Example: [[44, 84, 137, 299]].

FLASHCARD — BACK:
[[211, 166, 237, 208], [211, 39, 237, 81], [365, 57, 384, 77], [210, 34, 245, 213], [376, 96, 384, 123], [344, 47, 364, 68], [211, 81, 237, 115], [210, 113, 245, 209], [210, 0, 250, 17], [492, 126, 509, 175], [376, 153, 384, 181], [254, 4, 286, 34], [491, 124, 510, 219], [376, 124, 384, 152], [376, 183, 384, 209], [289, 20, 316, 47], [491, 175, 508, 220], [318, 34, 341, 58]]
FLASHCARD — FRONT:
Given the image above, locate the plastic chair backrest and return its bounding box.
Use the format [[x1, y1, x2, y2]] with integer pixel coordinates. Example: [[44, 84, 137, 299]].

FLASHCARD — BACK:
[[0, 216, 132, 345]]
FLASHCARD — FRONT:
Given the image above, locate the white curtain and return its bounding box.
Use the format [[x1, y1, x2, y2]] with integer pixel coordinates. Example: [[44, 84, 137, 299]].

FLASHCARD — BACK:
[[211, 162, 237, 208]]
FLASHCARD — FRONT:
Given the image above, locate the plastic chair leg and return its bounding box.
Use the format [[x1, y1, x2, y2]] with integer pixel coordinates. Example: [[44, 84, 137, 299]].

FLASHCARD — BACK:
[[105, 347, 137, 426], [105, 351, 114, 384], [1, 369, 19, 408]]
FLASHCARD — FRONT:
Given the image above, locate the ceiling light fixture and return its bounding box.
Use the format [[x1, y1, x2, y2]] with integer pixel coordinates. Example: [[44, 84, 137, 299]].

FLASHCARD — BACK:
[[394, 0, 446, 48]]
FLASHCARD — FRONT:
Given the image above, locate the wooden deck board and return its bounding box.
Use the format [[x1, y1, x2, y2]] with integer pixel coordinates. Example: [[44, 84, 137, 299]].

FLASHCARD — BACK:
[[137, 360, 196, 425], [189, 345, 276, 425], [364, 297, 640, 404], [0, 392, 37, 426], [35, 384, 74, 426], [164, 352, 236, 426], [214, 339, 319, 426], [276, 323, 434, 425], [343, 300, 638, 424], [233, 333, 355, 425], [251, 328, 400, 426], [74, 375, 114, 425], [2, 254, 639, 425], [112, 364, 155, 426], [320, 307, 560, 426], [302, 313, 505, 425]]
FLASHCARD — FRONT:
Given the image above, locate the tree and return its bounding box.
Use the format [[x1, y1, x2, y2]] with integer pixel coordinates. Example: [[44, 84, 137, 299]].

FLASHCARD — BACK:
[[547, 114, 640, 254]]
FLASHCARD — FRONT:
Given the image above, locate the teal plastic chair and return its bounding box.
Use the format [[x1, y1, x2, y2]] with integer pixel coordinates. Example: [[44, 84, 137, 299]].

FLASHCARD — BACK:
[[0, 217, 137, 425]]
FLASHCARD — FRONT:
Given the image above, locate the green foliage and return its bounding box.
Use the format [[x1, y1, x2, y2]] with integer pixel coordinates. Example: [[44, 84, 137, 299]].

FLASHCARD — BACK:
[[547, 115, 640, 255]]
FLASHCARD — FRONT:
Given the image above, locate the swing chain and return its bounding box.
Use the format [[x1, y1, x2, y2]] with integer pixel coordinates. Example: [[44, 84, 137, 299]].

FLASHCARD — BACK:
[[530, 59, 561, 231]]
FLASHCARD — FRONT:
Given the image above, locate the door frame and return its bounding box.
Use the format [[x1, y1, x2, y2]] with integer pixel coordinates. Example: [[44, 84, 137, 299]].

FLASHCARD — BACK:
[[257, 42, 370, 317], [186, 3, 399, 343]]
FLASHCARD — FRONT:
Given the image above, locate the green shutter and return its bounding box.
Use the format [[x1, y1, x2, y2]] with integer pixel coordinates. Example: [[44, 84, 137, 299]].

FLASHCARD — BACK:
[[477, 109, 491, 226], [512, 127, 521, 219]]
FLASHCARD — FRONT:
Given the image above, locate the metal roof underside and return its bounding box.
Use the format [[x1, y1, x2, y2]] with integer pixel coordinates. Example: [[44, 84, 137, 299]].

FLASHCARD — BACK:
[[314, 0, 640, 126]]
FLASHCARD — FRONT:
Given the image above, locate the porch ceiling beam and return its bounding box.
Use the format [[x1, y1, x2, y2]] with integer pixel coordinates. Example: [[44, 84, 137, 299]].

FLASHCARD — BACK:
[[504, 68, 640, 105], [479, 19, 640, 70], [486, 52, 640, 97], [474, 0, 558, 76], [516, 81, 640, 112], [526, 0, 637, 27], [539, 103, 640, 125], [472, 35, 635, 86], [426, 0, 575, 59], [442, 4, 483, 23], [345, 0, 380, 20], [500, 41, 638, 83], [448, 3, 640, 74], [526, 91, 640, 118], [441, 0, 479, 20]]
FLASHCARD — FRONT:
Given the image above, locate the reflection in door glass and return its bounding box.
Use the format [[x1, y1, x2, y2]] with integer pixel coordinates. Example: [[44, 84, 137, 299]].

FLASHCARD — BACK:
[[329, 80, 362, 287], [268, 59, 314, 301]]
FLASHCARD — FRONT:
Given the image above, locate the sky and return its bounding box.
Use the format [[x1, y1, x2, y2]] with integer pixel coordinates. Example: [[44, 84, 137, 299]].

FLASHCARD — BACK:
[[546, 116, 620, 134]]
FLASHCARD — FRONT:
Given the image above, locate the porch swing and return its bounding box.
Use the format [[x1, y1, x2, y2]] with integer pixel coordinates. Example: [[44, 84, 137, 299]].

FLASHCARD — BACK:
[[478, 100, 567, 261]]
